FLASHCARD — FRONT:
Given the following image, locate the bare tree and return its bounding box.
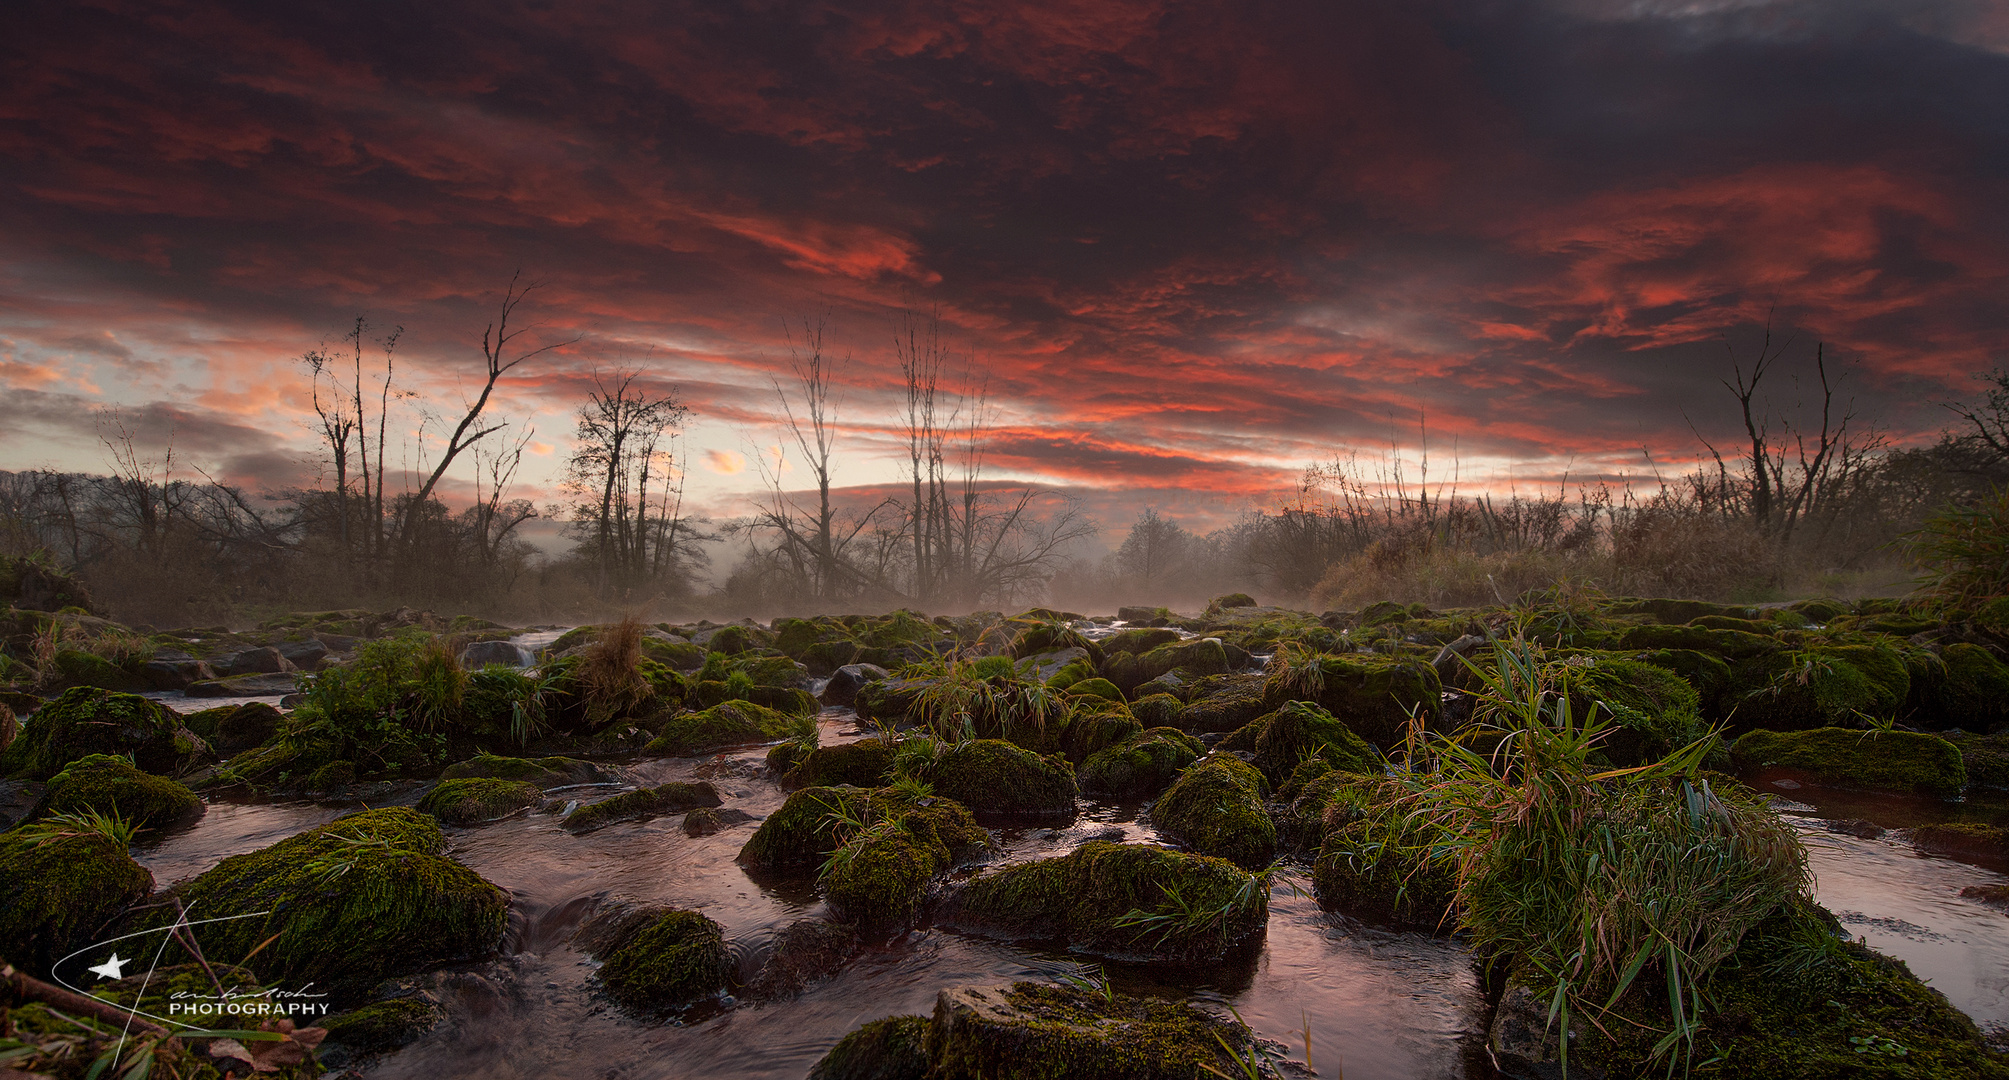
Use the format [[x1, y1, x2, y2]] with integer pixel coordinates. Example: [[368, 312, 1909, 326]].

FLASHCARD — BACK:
[[564, 370, 701, 597]]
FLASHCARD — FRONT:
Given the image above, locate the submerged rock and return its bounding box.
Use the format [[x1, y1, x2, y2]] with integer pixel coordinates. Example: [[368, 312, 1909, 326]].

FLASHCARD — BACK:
[[563, 781, 723, 832], [1912, 822, 2009, 862], [745, 919, 862, 1000], [588, 906, 729, 1013], [321, 996, 444, 1054]]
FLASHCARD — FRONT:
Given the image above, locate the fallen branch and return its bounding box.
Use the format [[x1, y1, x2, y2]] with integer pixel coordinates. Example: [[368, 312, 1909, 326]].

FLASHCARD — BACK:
[[1, 960, 170, 1038]]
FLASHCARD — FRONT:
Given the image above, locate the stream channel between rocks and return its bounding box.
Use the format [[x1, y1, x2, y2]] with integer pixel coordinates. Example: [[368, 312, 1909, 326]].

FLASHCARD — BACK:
[[125, 702, 2009, 1080]]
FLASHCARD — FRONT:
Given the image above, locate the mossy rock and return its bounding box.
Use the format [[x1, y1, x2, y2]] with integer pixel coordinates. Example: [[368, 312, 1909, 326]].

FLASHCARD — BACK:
[[563, 781, 723, 832], [1175, 674, 1269, 734], [739, 786, 879, 870], [1561, 655, 1707, 765], [643, 700, 793, 756], [1247, 700, 1380, 787], [1100, 638, 1230, 694], [1732, 644, 1911, 731], [1617, 623, 1779, 660], [1911, 822, 2009, 862], [27, 753, 200, 832], [1064, 677, 1124, 703], [1689, 615, 1777, 634], [49, 648, 145, 692], [1128, 693, 1183, 728], [1919, 643, 2009, 732], [745, 918, 863, 999], [783, 740, 896, 791], [595, 908, 729, 1013], [321, 996, 444, 1053], [1730, 728, 1966, 798], [1276, 768, 1376, 854], [0, 686, 211, 780], [809, 1014, 930, 1080], [947, 841, 1267, 959], [1077, 727, 1203, 798], [1150, 754, 1276, 870], [1943, 730, 2009, 790], [1516, 899, 2009, 1079], [0, 829, 153, 973], [1312, 812, 1457, 931], [926, 981, 1262, 1080], [440, 752, 609, 786], [149, 807, 507, 1000], [1260, 653, 1440, 748], [1057, 704, 1142, 763], [182, 701, 284, 753], [928, 739, 1077, 819], [417, 777, 544, 825], [823, 799, 989, 930], [1627, 648, 1735, 717]]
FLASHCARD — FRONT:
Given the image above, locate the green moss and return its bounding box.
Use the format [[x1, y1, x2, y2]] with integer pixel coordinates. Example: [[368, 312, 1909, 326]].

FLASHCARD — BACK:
[[1690, 615, 1777, 634], [417, 777, 543, 825], [928, 739, 1077, 818], [948, 841, 1267, 959], [1943, 729, 2009, 789], [1064, 677, 1124, 702], [321, 996, 444, 1052], [440, 752, 604, 785], [1547, 900, 2009, 1079], [304, 759, 357, 789], [1733, 643, 1912, 730], [0, 829, 153, 973], [1261, 653, 1440, 748], [1924, 643, 2009, 731], [1128, 693, 1183, 728], [30, 753, 199, 831], [1248, 700, 1381, 787], [150, 806, 507, 1000], [739, 786, 879, 870], [0, 685, 209, 779], [595, 908, 728, 1012], [1628, 648, 1736, 716], [824, 815, 964, 929], [1561, 656, 1707, 765], [1312, 809, 1457, 931], [207, 701, 284, 751], [1617, 623, 1780, 660], [1077, 727, 1202, 798], [1057, 703, 1141, 763], [1731, 728, 1967, 798], [563, 781, 723, 832], [784, 739, 896, 791], [50, 648, 145, 691], [1099, 637, 1230, 694], [643, 699, 792, 756], [809, 1014, 931, 1080], [1911, 822, 2008, 861], [927, 981, 1259, 1080], [1175, 675, 1269, 734], [1276, 768, 1375, 854], [1100, 627, 1185, 657], [1149, 754, 1275, 870]]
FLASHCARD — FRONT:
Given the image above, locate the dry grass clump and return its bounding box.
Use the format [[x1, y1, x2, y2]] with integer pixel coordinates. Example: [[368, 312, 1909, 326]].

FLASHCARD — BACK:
[[579, 614, 650, 720]]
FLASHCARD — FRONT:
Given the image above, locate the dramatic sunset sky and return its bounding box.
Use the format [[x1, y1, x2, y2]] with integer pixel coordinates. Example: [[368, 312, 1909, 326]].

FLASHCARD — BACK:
[[2, 0, 2005, 539]]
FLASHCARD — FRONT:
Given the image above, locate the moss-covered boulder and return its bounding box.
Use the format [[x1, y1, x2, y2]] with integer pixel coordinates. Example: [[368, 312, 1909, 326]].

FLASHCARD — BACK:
[[1561, 655, 1708, 764], [643, 700, 793, 756], [417, 777, 544, 825], [739, 785, 879, 870], [0, 686, 211, 779], [594, 908, 729, 1013], [947, 841, 1267, 959], [1732, 643, 1911, 731], [1099, 627, 1184, 657], [26, 753, 200, 832], [1313, 809, 1458, 931], [1175, 673, 1269, 734], [1128, 692, 1183, 728], [152, 807, 507, 1000], [809, 1014, 930, 1080], [1627, 647, 1735, 717], [1617, 623, 1779, 661], [1056, 703, 1142, 763], [745, 918, 862, 1000], [184, 701, 285, 753], [823, 798, 989, 930], [1944, 729, 2009, 790], [1100, 638, 1231, 694], [1247, 700, 1380, 787], [783, 739, 896, 791], [925, 982, 1265, 1080], [928, 739, 1077, 819], [1149, 755, 1275, 870], [0, 828, 153, 973], [1731, 728, 1966, 798], [1261, 653, 1440, 748], [1918, 643, 2009, 732], [563, 781, 724, 832], [1077, 727, 1203, 798], [321, 996, 444, 1053]]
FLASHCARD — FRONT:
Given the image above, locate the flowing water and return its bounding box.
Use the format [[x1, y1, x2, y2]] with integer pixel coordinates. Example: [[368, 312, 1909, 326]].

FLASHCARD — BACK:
[[123, 711, 2009, 1080]]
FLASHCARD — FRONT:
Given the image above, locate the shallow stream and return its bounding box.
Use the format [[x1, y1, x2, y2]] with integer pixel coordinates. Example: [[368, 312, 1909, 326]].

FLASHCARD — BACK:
[[125, 709, 2009, 1080]]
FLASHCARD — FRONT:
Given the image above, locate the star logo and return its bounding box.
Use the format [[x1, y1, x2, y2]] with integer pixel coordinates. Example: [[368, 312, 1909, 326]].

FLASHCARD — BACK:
[[87, 953, 130, 981]]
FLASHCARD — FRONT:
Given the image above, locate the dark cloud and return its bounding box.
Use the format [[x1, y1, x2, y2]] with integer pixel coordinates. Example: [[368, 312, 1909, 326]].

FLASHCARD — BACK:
[[0, 0, 2002, 525]]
